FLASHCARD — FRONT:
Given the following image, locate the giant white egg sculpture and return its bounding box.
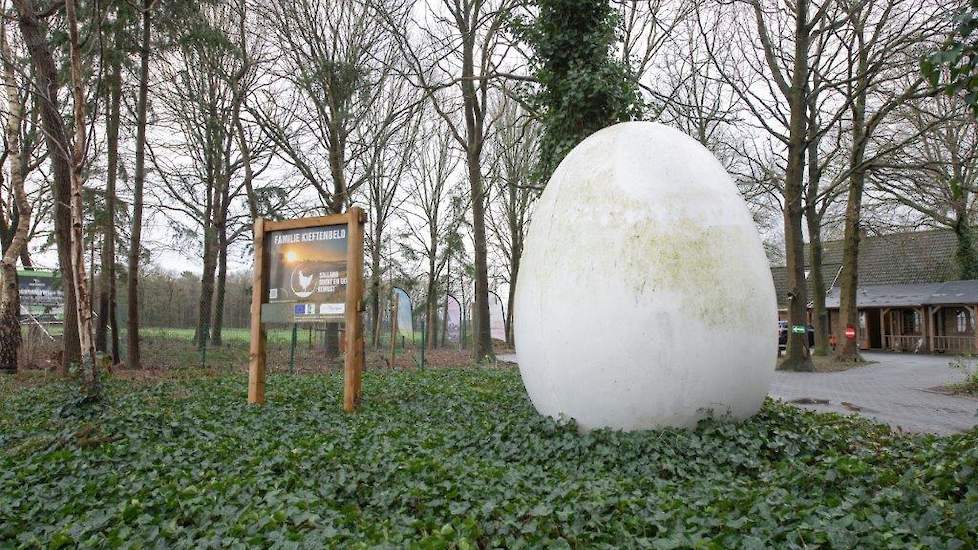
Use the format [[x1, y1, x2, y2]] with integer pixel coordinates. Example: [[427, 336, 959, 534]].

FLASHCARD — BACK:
[[514, 122, 776, 432]]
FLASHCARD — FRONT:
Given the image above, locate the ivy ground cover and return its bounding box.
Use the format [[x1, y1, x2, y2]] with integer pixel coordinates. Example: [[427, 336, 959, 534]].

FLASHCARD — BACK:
[[1, 367, 976, 548]]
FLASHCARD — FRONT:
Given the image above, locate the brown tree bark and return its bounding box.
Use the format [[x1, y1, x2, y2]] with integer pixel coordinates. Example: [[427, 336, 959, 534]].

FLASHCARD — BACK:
[[805, 129, 829, 356], [505, 243, 520, 346], [211, 220, 228, 346], [96, 47, 122, 363], [835, 120, 867, 361], [128, 0, 152, 369], [13, 0, 81, 372], [425, 249, 438, 350], [776, 0, 814, 371], [369, 231, 382, 347], [834, 15, 872, 363], [461, 32, 493, 361]]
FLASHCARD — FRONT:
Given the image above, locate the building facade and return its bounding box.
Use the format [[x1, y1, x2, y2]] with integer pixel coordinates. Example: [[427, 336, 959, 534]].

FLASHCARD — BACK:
[[772, 229, 978, 354]]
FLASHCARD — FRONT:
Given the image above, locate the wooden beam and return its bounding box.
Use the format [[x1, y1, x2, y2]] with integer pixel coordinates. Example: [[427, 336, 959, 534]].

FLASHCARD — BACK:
[[264, 213, 350, 232], [343, 207, 365, 412], [878, 308, 884, 350], [248, 218, 267, 405]]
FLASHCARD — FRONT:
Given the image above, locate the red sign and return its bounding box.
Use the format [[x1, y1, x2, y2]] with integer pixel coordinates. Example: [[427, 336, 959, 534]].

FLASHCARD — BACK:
[[845, 325, 856, 340]]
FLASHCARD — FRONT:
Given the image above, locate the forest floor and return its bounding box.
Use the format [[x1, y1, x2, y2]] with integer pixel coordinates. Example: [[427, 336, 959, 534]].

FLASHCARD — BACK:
[[16, 326, 498, 377], [1, 367, 976, 547]]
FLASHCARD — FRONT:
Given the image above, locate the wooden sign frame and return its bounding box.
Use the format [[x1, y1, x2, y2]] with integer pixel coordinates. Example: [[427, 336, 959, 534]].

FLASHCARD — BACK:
[[248, 207, 365, 411]]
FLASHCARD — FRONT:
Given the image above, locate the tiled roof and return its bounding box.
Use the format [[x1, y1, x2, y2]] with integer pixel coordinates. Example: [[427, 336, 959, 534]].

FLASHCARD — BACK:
[[771, 229, 967, 308], [824, 280, 978, 308], [810, 229, 960, 285]]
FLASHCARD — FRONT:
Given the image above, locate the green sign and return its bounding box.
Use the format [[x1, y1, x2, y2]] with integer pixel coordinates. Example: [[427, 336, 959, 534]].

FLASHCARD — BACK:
[[791, 324, 806, 334]]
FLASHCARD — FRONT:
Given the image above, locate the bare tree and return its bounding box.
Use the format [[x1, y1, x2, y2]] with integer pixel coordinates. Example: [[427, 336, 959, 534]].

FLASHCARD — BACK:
[[701, 0, 838, 371], [253, 0, 398, 214], [833, 0, 948, 361], [486, 94, 538, 345], [96, 18, 123, 364], [13, 0, 82, 371], [127, 0, 155, 369], [399, 116, 465, 351], [870, 95, 978, 277], [380, 0, 521, 361], [359, 76, 420, 347]]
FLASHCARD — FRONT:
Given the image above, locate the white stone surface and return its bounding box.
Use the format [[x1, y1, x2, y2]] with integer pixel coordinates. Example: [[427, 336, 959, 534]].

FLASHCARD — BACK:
[[514, 122, 777, 431]]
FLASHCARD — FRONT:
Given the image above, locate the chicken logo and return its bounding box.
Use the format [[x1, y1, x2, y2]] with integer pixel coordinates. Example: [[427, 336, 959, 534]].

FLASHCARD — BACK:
[[290, 268, 316, 299]]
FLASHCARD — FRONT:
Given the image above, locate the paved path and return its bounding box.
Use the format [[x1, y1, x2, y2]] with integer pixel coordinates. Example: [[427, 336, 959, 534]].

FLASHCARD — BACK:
[[498, 352, 978, 435], [771, 352, 977, 435]]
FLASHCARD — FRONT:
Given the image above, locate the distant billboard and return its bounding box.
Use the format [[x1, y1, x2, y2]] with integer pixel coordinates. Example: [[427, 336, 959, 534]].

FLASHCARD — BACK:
[[444, 294, 462, 344], [18, 269, 64, 322], [393, 287, 414, 339], [488, 291, 506, 341]]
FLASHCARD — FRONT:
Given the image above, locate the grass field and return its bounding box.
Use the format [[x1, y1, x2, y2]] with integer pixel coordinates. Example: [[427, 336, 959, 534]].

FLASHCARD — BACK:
[[1, 368, 976, 547]]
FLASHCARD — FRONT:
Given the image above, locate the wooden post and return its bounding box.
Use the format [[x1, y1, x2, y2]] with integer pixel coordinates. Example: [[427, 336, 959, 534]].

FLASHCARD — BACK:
[[881, 308, 890, 350], [344, 207, 365, 412], [961, 305, 978, 353], [248, 218, 267, 404]]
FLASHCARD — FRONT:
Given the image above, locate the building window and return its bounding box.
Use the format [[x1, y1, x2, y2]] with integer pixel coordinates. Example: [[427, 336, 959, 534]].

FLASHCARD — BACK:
[[957, 310, 971, 333]]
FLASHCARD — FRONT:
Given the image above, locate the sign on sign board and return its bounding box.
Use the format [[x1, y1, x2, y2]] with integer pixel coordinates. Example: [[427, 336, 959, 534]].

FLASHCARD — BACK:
[[845, 324, 856, 340], [264, 225, 348, 323], [248, 209, 365, 411], [791, 324, 806, 334], [17, 269, 64, 321]]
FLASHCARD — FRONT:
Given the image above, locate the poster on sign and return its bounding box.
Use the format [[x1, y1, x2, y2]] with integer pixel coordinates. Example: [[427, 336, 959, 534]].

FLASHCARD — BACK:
[[266, 225, 347, 323], [393, 287, 414, 339], [17, 269, 64, 321], [488, 291, 506, 341], [444, 294, 462, 344]]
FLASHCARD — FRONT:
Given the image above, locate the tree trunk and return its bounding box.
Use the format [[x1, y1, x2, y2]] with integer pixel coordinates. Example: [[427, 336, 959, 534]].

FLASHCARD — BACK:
[[834, 169, 865, 362], [13, 0, 80, 372], [0, 20, 30, 374], [127, 0, 152, 369], [834, 24, 869, 364], [211, 225, 227, 345], [953, 214, 978, 279], [460, 28, 492, 361], [425, 254, 437, 350], [66, 0, 98, 392], [196, 225, 217, 350], [806, 224, 829, 355], [370, 233, 382, 347], [469, 152, 493, 360], [777, 0, 814, 372], [505, 243, 520, 346], [96, 52, 121, 358], [441, 257, 450, 347]]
